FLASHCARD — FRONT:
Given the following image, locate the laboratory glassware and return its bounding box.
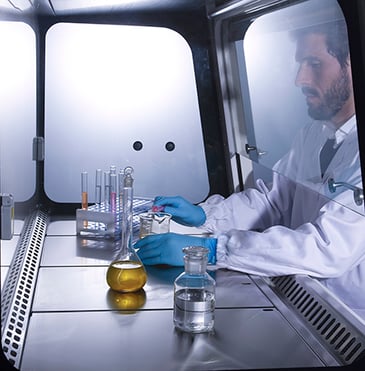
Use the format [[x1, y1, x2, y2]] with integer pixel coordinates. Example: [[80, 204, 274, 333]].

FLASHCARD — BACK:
[[81, 171, 88, 210], [106, 167, 147, 292], [81, 171, 88, 227], [138, 211, 171, 239], [95, 169, 102, 207], [173, 246, 216, 333], [110, 172, 117, 213], [104, 170, 110, 211]]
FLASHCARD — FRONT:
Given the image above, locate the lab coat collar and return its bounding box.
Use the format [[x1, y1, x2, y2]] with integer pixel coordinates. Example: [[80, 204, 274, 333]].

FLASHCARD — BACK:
[[321, 115, 356, 146]]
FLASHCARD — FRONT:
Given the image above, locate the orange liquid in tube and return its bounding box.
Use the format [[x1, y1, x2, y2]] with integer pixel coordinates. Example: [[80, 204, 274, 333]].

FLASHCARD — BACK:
[[81, 171, 88, 227]]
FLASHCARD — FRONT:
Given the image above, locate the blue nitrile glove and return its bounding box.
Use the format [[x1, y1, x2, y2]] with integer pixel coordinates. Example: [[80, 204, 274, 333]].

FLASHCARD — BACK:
[[135, 233, 217, 266], [153, 196, 206, 227]]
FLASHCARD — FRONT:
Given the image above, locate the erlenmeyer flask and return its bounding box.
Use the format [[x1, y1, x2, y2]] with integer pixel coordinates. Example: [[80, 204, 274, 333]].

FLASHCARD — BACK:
[[106, 167, 147, 292]]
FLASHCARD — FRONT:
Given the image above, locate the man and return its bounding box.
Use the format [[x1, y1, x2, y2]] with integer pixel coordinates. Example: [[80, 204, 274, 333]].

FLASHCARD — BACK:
[[295, 22, 354, 127], [135, 19, 365, 318]]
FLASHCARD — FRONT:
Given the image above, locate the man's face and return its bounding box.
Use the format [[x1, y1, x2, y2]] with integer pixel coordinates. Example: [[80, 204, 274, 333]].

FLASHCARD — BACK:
[[295, 33, 353, 124]]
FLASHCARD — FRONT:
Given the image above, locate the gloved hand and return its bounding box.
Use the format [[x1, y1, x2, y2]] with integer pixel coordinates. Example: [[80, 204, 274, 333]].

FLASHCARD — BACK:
[[135, 233, 217, 266], [153, 196, 206, 227]]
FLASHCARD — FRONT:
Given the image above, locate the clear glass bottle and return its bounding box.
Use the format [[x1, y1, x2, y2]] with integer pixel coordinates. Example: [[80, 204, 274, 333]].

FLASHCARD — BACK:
[[106, 167, 147, 292], [173, 246, 216, 333]]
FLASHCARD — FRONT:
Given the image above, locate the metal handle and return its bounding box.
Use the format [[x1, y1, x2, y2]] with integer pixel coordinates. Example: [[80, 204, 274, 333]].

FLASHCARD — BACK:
[[245, 144, 267, 157], [245, 144, 256, 154], [328, 178, 364, 206]]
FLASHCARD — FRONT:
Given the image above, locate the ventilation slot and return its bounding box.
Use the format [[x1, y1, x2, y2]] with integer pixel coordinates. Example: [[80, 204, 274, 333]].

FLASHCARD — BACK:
[[270, 276, 365, 365], [1, 210, 48, 369]]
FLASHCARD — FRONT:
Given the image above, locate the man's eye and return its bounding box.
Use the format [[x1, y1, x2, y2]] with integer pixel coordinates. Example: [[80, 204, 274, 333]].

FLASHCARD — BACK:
[[309, 60, 321, 68]]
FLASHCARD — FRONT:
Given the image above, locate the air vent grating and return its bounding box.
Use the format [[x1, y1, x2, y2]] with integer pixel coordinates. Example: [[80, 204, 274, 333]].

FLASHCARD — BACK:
[[1, 210, 48, 369], [270, 276, 365, 365]]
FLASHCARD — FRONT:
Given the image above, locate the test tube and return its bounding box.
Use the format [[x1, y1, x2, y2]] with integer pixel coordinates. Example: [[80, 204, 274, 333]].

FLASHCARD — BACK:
[[104, 171, 111, 211], [81, 171, 88, 210], [118, 169, 125, 213], [110, 165, 116, 175], [95, 169, 102, 208], [110, 172, 117, 213], [81, 171, 88, 227]]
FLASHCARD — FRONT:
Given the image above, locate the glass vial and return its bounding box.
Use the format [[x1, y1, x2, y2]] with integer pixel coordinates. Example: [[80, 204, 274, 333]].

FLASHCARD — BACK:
[[81, 171, 88, 227], [81, 171, 88, 210], [95, 169, 102, 208], [173, 246, 216, 333]]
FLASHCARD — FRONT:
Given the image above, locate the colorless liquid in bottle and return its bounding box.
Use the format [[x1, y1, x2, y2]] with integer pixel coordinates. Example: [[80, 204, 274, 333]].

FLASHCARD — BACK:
[[174, 288, 215, 333]]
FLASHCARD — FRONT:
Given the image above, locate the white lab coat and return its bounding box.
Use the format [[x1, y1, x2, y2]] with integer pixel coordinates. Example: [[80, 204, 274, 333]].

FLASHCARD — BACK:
[[200, 116, 365, 318]]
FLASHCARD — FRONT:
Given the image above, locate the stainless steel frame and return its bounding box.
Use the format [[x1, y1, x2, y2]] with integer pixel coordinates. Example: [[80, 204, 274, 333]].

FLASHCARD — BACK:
[[1, 210, 49, 369], [254, 275, 365, 365]]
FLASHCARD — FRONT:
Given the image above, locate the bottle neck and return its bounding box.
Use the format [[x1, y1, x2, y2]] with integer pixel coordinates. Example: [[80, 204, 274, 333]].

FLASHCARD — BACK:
[[184, 257, 208, 275]]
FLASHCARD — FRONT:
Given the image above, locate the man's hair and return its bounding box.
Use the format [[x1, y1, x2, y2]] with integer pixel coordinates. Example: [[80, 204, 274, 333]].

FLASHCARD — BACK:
[[291, 19, 350, 68]]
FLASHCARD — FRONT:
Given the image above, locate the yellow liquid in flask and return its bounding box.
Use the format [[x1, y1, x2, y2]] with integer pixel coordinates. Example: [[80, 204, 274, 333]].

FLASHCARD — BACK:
[[106, 260, 147, 292]]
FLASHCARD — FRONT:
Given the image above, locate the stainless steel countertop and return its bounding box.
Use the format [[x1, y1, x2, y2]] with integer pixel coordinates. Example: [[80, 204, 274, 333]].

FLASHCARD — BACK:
[[22, 309, 323, 371], [3, 219, 329, 370]]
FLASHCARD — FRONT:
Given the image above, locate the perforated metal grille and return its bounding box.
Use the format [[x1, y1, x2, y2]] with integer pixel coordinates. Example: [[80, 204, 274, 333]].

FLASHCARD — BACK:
[[271, 275, 365, 365], [1, 210, 48, 369]]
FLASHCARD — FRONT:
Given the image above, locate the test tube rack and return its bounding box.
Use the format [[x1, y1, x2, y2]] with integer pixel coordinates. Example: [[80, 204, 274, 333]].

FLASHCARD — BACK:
[[76, 197, 153, 240]]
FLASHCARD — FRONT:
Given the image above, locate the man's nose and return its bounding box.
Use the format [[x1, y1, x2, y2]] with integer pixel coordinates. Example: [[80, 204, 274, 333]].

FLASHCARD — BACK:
[[295, 64, 312, 87]]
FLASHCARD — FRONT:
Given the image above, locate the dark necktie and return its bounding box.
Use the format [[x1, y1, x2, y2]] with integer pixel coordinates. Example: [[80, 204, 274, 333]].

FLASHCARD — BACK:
[[320, 138, 339, 176]]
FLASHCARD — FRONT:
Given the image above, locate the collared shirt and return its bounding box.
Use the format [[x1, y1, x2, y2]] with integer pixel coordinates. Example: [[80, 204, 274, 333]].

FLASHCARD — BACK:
[[333, 115, 356, 145]]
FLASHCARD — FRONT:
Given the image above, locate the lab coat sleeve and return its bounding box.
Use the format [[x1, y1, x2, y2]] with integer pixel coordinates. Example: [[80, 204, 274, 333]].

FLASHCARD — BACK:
[[199, 176, 293, 234], [214, 194, 365, 278]]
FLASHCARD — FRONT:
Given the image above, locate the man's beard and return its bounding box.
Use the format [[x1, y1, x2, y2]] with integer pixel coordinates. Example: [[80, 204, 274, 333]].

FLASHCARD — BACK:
[[307, 69, 351, 121]]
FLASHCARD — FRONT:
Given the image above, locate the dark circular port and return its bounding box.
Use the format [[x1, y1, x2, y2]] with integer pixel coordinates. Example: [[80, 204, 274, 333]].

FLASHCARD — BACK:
[[165, 142, 175, 151], [133, 141, 143, 151]]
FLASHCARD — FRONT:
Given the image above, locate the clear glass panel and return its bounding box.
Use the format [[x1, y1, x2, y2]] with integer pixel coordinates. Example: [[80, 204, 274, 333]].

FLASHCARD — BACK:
[[242, 0, 363, 215], [230, 0, 365, 320], [0, 21, 36, 202], [45, 23, 209, 204]]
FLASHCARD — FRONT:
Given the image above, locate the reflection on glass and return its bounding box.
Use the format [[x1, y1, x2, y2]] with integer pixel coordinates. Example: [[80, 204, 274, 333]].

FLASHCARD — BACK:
[[243, 0, 362, 215]]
